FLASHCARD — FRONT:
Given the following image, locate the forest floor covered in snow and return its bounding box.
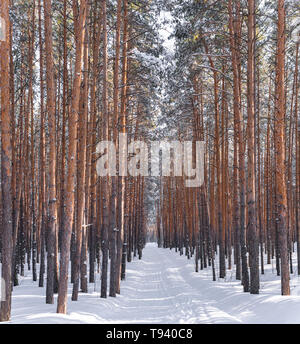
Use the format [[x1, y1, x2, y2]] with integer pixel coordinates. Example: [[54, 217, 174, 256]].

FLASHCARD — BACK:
[[3, 243, 300, 324]]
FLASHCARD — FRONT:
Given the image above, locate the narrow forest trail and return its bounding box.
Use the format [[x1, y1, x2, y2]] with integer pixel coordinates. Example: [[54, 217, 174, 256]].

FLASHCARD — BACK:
[[5, 243, 300, 324]]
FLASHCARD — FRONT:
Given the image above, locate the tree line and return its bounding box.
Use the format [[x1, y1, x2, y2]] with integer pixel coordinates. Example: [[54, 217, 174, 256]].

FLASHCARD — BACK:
[[0, 0, 159, 321], [157, 0, 299, 296]]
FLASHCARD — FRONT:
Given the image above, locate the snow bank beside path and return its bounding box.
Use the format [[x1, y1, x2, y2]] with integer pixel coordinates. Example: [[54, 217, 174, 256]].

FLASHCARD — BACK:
[[3, 243, 300, 324]]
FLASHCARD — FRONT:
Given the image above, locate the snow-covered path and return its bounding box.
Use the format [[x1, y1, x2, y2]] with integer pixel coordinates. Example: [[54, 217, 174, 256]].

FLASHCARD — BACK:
[[5, 243, 300, 324]]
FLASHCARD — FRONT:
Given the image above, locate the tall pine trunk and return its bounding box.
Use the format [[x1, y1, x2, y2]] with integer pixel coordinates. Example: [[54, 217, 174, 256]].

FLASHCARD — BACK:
[[44, 0, 58, 305], [247, 0, 259, 294], [0, 0, 13, 322], [275, 0, 290, 295], [57, 0, 87, 314]]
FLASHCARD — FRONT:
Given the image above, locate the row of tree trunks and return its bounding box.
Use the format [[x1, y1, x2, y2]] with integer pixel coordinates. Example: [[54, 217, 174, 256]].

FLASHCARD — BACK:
[[158, 0, 294, 298]]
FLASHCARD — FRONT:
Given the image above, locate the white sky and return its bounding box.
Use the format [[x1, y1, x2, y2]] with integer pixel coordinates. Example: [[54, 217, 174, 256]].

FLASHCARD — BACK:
[[158, 10, 175, 53]]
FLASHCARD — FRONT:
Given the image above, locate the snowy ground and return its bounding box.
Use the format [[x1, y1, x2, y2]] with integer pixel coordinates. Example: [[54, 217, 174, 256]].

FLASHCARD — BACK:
[[3, 243, 300, 324]]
